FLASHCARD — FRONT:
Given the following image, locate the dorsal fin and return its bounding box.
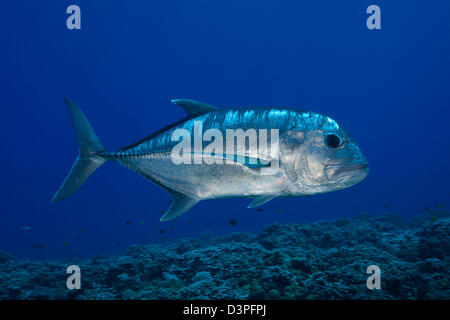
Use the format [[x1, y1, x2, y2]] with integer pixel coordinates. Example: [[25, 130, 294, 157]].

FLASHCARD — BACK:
[[119, 114, 197, 151], [171, 99, 217, 115], [120, 99, 217, 151]]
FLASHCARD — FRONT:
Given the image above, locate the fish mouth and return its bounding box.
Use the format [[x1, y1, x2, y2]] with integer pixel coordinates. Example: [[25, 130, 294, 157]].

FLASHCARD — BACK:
[[325, 162, 369, 181]]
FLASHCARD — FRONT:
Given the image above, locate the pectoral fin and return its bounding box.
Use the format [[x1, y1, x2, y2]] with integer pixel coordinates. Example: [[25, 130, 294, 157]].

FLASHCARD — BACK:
[[199, 153, 272, 169], [160, 189, 199, 222], [247, 194, 280, 208]]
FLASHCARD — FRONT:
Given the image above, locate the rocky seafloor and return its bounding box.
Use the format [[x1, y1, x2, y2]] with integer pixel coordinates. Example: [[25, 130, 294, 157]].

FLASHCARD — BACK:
[[0, 210, 449, 300]]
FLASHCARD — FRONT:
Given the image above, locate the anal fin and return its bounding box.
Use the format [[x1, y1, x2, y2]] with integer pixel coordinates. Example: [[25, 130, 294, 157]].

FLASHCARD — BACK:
[[247, 194, 279, 208], [160, 189, 199, 222]]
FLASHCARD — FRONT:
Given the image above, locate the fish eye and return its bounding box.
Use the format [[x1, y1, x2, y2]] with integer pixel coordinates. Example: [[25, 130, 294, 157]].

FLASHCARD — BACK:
[[325, 134, 343, 148]]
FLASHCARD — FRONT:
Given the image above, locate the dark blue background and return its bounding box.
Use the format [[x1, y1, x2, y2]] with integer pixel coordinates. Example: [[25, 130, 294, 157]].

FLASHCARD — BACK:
[[1, 1, 449, 259]]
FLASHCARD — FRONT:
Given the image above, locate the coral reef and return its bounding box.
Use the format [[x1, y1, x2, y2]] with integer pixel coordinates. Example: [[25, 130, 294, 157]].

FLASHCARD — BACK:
[[0, 210, 448, 300]]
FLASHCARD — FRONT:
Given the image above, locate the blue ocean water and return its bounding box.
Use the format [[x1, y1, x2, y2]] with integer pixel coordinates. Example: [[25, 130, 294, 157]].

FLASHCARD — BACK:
[[1, 0, 449, 261]]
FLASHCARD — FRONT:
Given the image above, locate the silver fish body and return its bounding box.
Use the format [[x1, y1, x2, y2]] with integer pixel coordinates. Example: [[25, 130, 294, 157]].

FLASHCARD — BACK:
[[53, 99, 369, 221]]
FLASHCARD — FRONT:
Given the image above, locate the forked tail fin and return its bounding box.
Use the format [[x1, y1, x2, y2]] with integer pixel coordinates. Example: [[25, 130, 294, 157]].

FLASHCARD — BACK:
[[51, 98, 107, 202]]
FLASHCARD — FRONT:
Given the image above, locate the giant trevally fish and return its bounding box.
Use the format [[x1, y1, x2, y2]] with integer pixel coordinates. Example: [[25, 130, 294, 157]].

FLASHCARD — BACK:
[[52, 98, 369, 221]]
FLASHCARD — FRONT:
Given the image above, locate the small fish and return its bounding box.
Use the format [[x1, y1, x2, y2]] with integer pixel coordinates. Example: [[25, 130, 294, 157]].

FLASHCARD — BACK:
[[278, 209, 284, 214], [383, 204, 389, 208], [125, 221, 131, 225], [52, 99, 369, 222], [38, 244, 45, 249], [229, 218, 238, 226], [21, 226, 33, 232], [256, 208, 264, 212], [63, 242, 69, 247], [138, 220, 144, 225], [313, 205, 319, 209], [159, 229, 166, 234]]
